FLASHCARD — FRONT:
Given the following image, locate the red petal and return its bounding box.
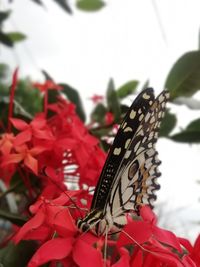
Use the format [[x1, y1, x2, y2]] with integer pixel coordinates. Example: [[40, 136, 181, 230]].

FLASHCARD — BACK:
[[144, 244, 184, 267], [10, 118, 28, 130], [112, 248, 130, 267], [182, 255, 197, 267], [14, 129, 32, 146], [53, 208, 77, 237], [140, 205, 157, 224], [31, 115, 46, 129], [30, 146, 47, 155], [73, 238, 103, 267], [28, 237, 73, 267], [130, 249, 143, 267], [1, 153, 23, 166], [23, 226, 51, 242], [153, 226, 182, 253], [191, 234, 200, 265], [33, 128, 54, 140], [14, 208, 45, 243], [178, 237, 193, 253], [24, 154, 38, 174], [193, 234, 200, 255], [117, 220, 152, 247]]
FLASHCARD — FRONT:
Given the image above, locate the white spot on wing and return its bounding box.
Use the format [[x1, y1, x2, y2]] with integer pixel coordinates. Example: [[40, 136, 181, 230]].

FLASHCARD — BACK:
[[124, 127, 133, 132], [113, 147, 121, 155], [125, 150, 132, 159], [142, 92, 151, 99], [130, 110, 136, 119], [125, 138, 131, 149]]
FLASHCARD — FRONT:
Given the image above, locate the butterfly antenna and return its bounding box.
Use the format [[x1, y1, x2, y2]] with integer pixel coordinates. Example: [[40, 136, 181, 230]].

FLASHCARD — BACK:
[[121, 229, 164, 257]]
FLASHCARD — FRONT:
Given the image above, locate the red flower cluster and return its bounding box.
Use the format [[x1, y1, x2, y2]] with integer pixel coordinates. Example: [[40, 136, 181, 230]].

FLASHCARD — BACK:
[[0, 76, 200, 267]]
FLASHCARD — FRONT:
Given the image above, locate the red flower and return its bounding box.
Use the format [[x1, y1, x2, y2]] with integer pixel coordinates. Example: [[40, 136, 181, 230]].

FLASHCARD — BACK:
[[105, 112, 114, 125], [179, 235, 200, 266], [0, 133, 15, 155], [33, 80, 62, 92], [90, 94, 104, 104], [2, 144, 46, 174], [10, 115, 54, 146]]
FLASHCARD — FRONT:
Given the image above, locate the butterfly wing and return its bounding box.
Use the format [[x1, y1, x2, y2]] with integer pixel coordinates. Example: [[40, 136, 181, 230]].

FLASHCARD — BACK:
[[105, 90, 169, 226], [91, 88, 156, 210]]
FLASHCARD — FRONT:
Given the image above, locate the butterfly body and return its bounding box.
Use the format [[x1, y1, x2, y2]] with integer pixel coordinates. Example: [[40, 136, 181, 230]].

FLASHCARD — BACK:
[[77, 88, 169, 236]]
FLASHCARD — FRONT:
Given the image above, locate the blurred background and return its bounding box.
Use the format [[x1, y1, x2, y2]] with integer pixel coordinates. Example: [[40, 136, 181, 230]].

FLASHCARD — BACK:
[[0, 0, 200, 241]]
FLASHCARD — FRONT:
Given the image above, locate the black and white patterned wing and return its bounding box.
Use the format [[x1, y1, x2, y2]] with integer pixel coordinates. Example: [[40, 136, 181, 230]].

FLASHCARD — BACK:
[[107, 90, 169, 222], [91, 88, 156, 211]]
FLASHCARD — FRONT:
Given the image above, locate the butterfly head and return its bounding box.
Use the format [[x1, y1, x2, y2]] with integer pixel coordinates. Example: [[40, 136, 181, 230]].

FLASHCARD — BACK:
[[76, 209, 105, 235]]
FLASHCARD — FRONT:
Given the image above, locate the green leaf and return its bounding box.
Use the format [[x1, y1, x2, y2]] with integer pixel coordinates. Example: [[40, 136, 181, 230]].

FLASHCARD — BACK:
[[165, 51, 200, 99], [30, 0, 43, 5], [0, 11, 10, 24], [159, 110, 177, 137], [0, 31, 13, 47], [0, 209, 27, 226], [60, 83, 86, 121], [186, 118, 200, 131], [106, 79, 121, 122], [6, 32, 26, 43], [170, 118, 200, 143], [42, 69, 54, 81], [76, 0, 105, 11], [91, 103, 107, 124], [0, 241, 37, 267], [52, 0, 72, 14], [170, 130, 200, 143], [117, 80, 139, 99], [0, 63, 9, 80]]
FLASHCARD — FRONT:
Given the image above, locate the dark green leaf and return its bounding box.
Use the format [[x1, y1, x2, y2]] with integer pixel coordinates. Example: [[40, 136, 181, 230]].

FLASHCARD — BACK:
[[0, 32, 13, 47], [30, 0, 43, 5], [117, 80, 139, 99], [7, 32, 26, 43], [52, 0, 72, 14], [47, 89, 60, 106], [0, 209, 27, 226], [42, 69, 54, 81], [165, 51, 200, 99], [91, 103, 107, 123], [170, 130, 200, 143], [170, 118, 200, 143], [0, 11, 10, 24], [159, 110, 177, 137], [0, 241, 37, 267], [76, 0, 105, 11], [186, 118, 200, 131], [60, 83, 86, 121], [120, 104, 129, 116], [100, 139, 111, 152], [106, 79, 121, 122], [0, 63, 9, 80]]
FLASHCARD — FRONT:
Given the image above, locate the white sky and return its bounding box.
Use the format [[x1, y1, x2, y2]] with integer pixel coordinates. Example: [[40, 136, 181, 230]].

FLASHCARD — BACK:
[[1, 0, 200, 241]]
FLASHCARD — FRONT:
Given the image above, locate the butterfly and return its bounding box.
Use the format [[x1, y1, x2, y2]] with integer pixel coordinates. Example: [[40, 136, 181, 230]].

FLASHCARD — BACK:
[[77, 88, 169, 236]]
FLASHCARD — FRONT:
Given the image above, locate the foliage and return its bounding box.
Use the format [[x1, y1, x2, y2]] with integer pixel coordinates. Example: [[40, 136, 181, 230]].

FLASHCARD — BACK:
[[0, 11, 26, 48]]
